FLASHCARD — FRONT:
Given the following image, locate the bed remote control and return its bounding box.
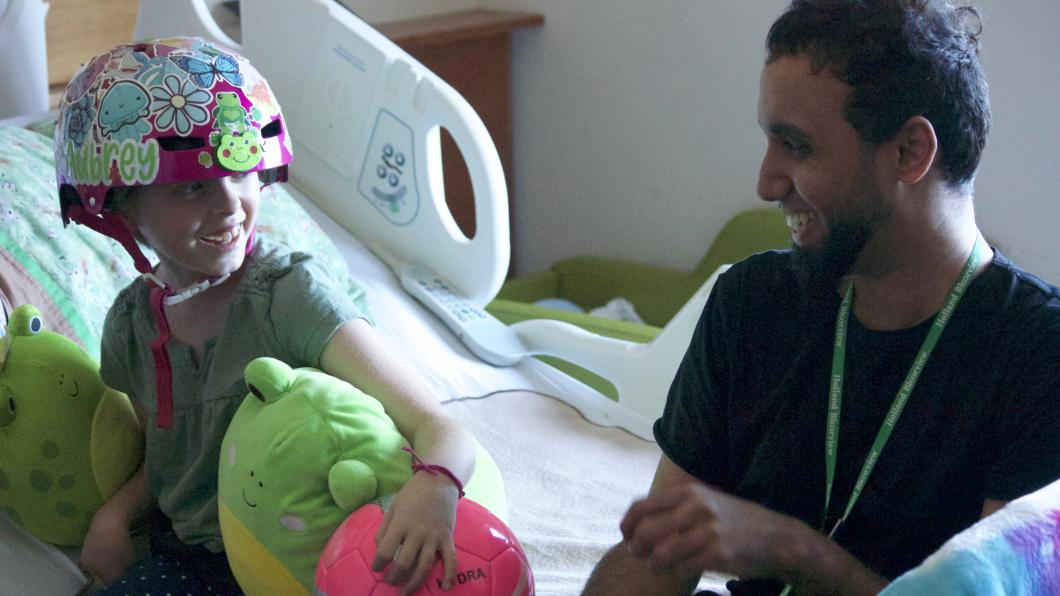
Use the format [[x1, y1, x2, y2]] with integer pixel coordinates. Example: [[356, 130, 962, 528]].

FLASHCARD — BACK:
[[400, 264, 526, 366]]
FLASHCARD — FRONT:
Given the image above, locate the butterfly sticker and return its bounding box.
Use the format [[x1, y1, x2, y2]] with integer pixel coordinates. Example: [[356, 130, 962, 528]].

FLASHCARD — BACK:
[[170, 52, 244, 89]]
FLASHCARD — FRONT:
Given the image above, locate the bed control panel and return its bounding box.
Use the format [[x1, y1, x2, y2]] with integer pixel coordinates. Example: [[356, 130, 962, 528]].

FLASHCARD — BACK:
[[358, 109, 419, 225], [400, 264, 525, 367]]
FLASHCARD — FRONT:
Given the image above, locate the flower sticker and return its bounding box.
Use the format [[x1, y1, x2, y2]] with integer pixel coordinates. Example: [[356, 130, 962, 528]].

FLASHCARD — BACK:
[[64, 94, 96, 148], [151, 74, 211, 135]]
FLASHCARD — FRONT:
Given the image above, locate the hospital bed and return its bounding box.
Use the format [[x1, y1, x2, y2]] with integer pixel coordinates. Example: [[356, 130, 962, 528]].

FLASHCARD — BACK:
[[0, 0, 729, 593]]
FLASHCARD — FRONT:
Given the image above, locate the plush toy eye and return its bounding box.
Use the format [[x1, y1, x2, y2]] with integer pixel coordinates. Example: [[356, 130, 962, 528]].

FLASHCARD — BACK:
[[248, 384, 265, 402], [29, 316, 42, 334], [0, 394, 14, 427]]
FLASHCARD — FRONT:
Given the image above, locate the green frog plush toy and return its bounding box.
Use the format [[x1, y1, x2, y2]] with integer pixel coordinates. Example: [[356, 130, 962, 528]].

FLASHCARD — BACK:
[[0, 304, 142, 546], [219, 357, 507, 596]]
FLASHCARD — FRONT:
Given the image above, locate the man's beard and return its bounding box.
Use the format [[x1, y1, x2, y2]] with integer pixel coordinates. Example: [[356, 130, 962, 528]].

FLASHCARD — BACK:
[[791, 217, 872, 303]]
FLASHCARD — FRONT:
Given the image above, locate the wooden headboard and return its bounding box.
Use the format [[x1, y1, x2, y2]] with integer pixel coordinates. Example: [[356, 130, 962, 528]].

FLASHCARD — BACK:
[[46, 0, 138, 94]]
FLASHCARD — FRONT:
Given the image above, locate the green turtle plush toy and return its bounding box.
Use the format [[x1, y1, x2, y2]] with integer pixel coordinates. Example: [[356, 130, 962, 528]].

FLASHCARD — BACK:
[[0, 304, 143, 546], [218, 357, 507, 596]]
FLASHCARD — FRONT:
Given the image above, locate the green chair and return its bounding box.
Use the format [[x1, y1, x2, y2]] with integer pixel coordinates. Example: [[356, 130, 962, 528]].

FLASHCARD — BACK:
[[488, 207, 790, 331], [485, 207, 790, 399]]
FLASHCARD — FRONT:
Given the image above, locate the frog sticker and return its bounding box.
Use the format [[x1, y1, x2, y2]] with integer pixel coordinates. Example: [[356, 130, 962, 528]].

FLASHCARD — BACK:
[[216, 130, 264, 172], [213, 91, 251, 133], [97, 80, 152, 142]]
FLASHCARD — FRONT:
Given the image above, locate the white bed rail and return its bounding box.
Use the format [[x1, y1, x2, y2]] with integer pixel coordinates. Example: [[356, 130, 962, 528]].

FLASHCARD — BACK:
[[513, 265, 729, 440], [133, 0, 718, 440], [135, 0, 510, 307]]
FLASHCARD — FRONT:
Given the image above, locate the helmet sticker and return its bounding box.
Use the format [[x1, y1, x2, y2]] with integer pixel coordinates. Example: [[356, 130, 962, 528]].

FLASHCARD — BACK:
[[65, 52, 109, 104], [216, 131, 264, 171], [171, 52, 244, 89], [209, 91, 265, 172], [212, 91, 254, 133], [130, 47, 186, 87], [98, 80, 152, 142], [150, 74, 211, 135], [65, 138, 159, 187], [246, 80, 280, 119], [63, 94, 95, 148], [56, 37, 291, 205]]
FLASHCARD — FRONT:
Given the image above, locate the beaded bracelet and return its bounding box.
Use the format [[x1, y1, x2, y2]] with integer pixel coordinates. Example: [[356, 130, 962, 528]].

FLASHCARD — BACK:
[[402, 446, 465, 498]]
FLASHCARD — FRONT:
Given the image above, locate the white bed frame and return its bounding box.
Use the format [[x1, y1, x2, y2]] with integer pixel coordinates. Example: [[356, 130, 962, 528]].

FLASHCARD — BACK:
[[134, 0, 720, 441], [136, 0, 509, 307]]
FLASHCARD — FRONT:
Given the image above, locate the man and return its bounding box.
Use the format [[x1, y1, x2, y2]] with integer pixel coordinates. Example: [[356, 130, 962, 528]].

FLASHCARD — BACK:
[[584, 1, 1060, 595]]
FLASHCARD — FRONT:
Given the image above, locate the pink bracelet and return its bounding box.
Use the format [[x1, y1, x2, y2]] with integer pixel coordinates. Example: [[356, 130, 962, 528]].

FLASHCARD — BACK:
[[403, 446, 465, 498]]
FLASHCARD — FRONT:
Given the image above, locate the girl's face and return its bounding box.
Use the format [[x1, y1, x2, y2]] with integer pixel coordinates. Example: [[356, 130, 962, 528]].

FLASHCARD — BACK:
[[127, 173, 261, 289]]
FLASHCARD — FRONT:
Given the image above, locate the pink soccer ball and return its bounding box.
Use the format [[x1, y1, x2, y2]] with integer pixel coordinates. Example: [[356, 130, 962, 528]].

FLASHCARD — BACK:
[[315, 498, 534, 595]]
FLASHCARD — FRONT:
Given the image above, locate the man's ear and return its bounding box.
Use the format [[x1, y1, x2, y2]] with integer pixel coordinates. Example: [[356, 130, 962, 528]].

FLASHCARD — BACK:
[[891, 116, 938, 184]]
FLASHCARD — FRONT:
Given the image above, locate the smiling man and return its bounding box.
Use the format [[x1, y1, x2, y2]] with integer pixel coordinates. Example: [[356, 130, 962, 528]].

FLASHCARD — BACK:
[[584, 1, 1060, 595]]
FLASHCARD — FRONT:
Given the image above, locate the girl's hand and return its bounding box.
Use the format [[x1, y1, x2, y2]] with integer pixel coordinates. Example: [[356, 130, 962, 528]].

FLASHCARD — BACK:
[[371, 471, 461, 595], [79, 507, 137, 586]]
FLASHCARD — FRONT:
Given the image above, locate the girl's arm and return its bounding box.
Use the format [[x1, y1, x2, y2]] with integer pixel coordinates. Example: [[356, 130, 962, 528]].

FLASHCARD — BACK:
[[320, 317, 476, 594], [80, 401, 149, 586]]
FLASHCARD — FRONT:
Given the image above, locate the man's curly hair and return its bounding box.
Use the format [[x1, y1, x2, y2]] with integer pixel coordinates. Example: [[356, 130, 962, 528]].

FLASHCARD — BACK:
[[767, 0, 990, 187]]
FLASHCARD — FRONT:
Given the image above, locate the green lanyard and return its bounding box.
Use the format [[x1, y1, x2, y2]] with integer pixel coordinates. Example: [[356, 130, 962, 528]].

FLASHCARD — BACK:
[[823, 234, 986, 537], [779, 235, 986, 596]]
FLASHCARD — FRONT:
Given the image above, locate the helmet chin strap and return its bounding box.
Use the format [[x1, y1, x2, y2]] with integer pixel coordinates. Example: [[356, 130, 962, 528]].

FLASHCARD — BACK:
[[65, 205, 153, 273], [145, 229, 254, 428], [142, 271, 232, 306]]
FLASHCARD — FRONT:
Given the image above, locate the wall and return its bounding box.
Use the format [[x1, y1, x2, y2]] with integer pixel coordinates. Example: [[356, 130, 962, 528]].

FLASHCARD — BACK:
[[492, 0, 1060, 285], [42, 0, 475, 93], [46, 0, 139, 88], [40, 0, 1060, 283], [339, 0, 478, 24], [969, 1, 1060, 284]]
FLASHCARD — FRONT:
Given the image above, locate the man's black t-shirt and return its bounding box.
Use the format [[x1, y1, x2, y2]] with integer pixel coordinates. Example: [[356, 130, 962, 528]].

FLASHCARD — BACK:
[[655, 249, 1060, 587]]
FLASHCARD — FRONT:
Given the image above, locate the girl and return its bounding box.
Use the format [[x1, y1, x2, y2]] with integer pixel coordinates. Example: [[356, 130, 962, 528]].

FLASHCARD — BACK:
[[55, 37, 473, 595]]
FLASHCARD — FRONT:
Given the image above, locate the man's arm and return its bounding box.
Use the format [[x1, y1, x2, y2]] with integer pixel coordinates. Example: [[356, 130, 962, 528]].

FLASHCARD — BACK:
[[586, 455, 890, 596], [583, 456, 702, 595]]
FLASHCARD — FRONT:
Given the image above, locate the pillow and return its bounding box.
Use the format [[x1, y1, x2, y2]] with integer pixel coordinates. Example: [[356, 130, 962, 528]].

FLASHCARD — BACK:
[[0, 248, 79, 343], [0, 120, 366, 358], [0, 126, 129, 357]]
